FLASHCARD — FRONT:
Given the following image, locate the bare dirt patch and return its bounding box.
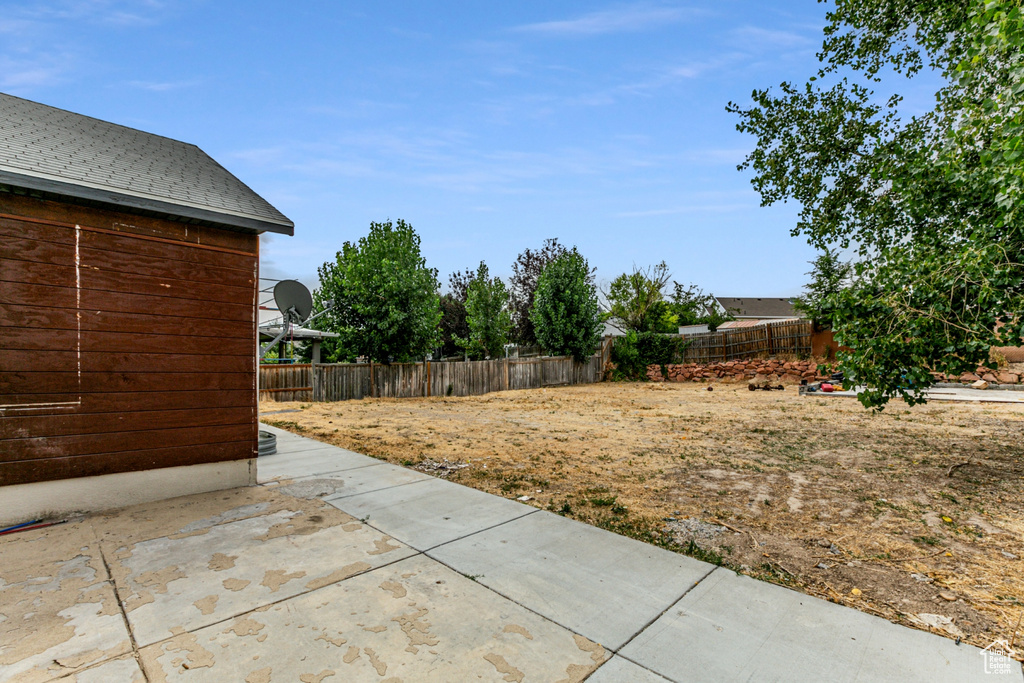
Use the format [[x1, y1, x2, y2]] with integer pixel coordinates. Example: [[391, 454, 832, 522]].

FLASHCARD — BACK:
[[264, 382, 1024, 649]]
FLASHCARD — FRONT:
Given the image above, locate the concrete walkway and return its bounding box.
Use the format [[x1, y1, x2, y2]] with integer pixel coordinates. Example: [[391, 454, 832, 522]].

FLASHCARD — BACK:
[[802, 385, 1024, 404], [1, 426, 1017, 682]]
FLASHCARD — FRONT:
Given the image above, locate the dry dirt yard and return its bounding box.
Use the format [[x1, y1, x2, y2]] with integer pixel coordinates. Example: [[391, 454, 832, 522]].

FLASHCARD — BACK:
[[264, 381, 1024, 650]]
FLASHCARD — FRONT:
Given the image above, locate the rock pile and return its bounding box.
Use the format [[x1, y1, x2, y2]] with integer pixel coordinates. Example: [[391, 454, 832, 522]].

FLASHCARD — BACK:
[[639, 360, 1024, 385], [932, 369, 1021, 385], [646, 359, 829, 384]]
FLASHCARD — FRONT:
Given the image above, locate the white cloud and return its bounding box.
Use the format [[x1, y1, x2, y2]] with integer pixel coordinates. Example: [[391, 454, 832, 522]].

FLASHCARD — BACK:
[[387, 26, 431, 41], [682, 148, 750, 165], [615, 204, 753, 218], [0, 55, 70, 90], [565, 57, 732, 107], [616, 190, 758, 217], [304, 100, 406, 118], [0, 18, 37, 34], [0, 1, 172, 94], [227, 124, 675, 198], [228, 146, 289, 165], [0, 66, 62, 89], [730, 25, 814, 49], [284, 158, 380, 179], [125, 78, 200, 91], [21, 0, 165, 26], [514, 4, 695, 37]]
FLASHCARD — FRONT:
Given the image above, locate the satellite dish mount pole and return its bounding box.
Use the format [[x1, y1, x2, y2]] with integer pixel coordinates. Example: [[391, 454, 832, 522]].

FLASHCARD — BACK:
[[260, 280, 314, 361], [259, 308, 298, 360]]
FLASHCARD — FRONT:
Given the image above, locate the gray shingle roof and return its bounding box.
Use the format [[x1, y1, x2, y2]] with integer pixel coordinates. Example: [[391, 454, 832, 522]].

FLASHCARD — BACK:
[[0, 93, 293, 234], [715, 297, 798, 318]]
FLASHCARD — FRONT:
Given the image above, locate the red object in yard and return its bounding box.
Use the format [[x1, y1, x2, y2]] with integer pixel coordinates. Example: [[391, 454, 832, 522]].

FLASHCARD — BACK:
[[821, 383, 834, 392]]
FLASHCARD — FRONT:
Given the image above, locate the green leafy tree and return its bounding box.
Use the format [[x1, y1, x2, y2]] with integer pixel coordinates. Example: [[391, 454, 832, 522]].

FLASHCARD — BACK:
[[530, 248, 602, 362], [667, 282, 732, 331], [292, 339, 318, 363], [439, 295, 466, 358], [439, 267, 475, 357], [604, 262, 677, 333], [509, 238, 568, 345], [262, 342, 299, 363], [729, 0, 1024, 408], [298, 317, 355, 364], [455, 262, 512, 359], [312, 219, 441, 363], [793, 248, 854, 330]]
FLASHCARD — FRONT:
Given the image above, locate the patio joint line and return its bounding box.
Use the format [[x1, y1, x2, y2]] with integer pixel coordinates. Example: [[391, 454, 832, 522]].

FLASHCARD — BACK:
[[257, 460, 384, 484], [415, 509, 708, 654], [601, 654, 678, 682], [130, 551, 419, 653], [611, 564, 722, 656], [337, 503, 541, 554], [262, 450, 349, 462], [97, 536, 150, 682], [421, 548, 629, 659], [260, 445, 355, 459], [420, 507, 540, 553], [322, 475, 437, 503], [416, 506, 547, 553]]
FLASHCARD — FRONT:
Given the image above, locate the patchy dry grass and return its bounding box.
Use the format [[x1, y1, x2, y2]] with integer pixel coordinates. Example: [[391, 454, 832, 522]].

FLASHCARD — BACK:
[[263, 381, 1024, 649]]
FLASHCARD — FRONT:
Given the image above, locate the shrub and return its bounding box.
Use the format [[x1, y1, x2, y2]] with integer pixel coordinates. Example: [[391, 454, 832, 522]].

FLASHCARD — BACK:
[[610, 331, 689, 380]]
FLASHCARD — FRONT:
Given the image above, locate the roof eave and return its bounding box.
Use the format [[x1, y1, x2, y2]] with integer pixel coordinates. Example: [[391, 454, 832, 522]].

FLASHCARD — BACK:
[[0, 169, 294, 236]]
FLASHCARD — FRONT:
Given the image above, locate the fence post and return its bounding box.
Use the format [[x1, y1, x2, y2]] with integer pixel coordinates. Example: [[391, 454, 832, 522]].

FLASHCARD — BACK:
[[426, 360, 431, 397], [370, 360, 376, 398], [766, 323, 774, 356]]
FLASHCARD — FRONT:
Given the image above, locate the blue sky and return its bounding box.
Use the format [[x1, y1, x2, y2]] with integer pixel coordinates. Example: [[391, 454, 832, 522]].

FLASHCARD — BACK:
[[4, 1, 858, 296]]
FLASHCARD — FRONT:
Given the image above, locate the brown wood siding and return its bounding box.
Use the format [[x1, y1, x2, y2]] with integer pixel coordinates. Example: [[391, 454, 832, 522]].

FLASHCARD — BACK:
[[0, 193, 257, 251], [0, 194, 259, 486]]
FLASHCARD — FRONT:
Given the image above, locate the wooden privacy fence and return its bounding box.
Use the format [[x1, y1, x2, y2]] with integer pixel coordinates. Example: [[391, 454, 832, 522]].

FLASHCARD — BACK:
[[260, 352, 607, 403], [677, 320, 813, 363]]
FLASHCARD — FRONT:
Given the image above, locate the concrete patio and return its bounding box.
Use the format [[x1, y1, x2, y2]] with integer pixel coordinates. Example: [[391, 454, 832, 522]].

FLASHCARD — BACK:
[[0, 424, 1016, 682]]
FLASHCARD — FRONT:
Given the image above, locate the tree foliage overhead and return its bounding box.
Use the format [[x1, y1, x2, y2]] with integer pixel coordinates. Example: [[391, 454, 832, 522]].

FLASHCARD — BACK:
[[455, 262, 513, 359], [439, 267, 476, 358], [447, 267, 476, 303], [793, 248, 854, 330], [509, 238, 568, 345], [530, 248, 603, 362], [729, 0, 1024, 408], [438, 295, 467, 358], [605, 262, 732, 333], [667, 282, 731, 331], [605, 262, 677, 333], [313, 219, 441, 363]]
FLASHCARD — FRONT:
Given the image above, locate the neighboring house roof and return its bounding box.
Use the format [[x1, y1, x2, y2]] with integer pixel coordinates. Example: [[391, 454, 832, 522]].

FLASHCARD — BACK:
[[715, 297, 798, 319], [0, 93, 293, 235], [602, 320, 627, 337], [717, 318, 799, 329]]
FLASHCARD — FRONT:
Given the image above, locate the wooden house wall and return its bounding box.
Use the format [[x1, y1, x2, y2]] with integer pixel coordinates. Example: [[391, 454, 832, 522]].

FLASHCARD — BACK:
[[0, 193, 258, 486]]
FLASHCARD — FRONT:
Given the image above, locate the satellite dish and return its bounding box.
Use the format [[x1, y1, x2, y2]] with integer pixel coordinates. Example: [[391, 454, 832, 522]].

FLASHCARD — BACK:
[[274, 280, 313, 325]]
